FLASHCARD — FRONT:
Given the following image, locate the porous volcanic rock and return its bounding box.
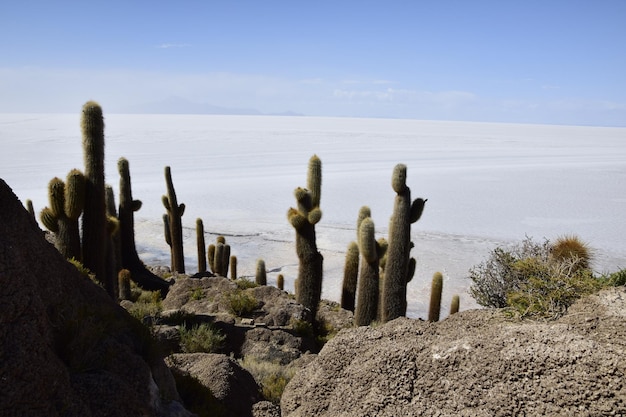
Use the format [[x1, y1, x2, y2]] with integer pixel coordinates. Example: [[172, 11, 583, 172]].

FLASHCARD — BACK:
[[166, 353, 262, 417], [0, 179, 191, 416], [281, 288, 626, 417]]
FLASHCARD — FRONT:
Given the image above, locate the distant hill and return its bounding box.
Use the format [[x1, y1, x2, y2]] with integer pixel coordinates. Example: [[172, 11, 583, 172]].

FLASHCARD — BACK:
[[121, 96, 303, 116]]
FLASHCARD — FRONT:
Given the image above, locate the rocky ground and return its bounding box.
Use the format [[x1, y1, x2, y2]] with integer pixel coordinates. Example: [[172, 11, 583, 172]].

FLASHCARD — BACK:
[[3, 177, 626, 417]]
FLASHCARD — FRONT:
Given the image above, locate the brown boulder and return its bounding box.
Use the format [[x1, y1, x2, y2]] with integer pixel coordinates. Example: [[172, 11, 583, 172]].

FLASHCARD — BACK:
[[282, 288, 626, 416], [166, 353, 262, 417], [0, 179, 190, 416]]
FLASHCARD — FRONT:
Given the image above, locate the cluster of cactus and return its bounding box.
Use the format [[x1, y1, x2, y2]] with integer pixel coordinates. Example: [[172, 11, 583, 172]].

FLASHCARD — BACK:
[[40, 170, 85, 260], [162, 166, 186, 274], [354, 209, 388, 326], [381, 164, 426, 323], [287, 155, 324, 321], [208, 236, 231, 277]]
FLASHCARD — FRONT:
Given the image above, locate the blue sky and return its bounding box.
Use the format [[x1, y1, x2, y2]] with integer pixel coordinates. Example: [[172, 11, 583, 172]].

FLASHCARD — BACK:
[[1, 1, 625, 126]]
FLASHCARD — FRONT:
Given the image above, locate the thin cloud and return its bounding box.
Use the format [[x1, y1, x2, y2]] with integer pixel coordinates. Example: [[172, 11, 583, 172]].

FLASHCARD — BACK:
[[157, 43, 191, 49]]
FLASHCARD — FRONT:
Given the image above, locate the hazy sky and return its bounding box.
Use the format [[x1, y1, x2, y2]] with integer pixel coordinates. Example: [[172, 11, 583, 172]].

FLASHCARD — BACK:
[[2, 1, 625, 126]]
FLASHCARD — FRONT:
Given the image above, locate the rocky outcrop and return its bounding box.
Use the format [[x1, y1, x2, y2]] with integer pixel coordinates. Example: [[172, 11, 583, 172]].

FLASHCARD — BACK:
[[281, 288, 626, 416], [0, 179, 191, 417], [166, 353, 262, 417]]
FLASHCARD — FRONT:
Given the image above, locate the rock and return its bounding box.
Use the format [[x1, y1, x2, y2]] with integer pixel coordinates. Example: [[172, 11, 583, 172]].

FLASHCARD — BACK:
[[252, 401, 281, 417], [167, 353, 262, 417], [241, 327, 303, 365], [281, 289, 626, 416], [0, 179, 192, 416], [162, 276, 238, 314], [250, 285, 311, 326]]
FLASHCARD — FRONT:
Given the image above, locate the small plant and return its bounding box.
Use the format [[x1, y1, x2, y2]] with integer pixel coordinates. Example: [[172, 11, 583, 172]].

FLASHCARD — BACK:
[[190, 287, 204, 300], [179, 323, 226, 353], [126, 290, 163, 322], [551, 235, 593, 271], [607, 268, 626, 286], [290, 318, 314, 338], [239, 356, 296, 404], [506, 259, 605, 320], [235, 277, 258, 290], [227, 290, 258, 317]]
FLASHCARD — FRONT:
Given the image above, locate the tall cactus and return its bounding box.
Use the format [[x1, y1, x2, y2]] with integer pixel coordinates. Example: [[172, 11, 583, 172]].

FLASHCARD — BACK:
[[196, 218, 207, 273], [162, 166, 185, 273], [288, 155, 323, 321], [40, 170, 85, 260], [118, 157, 171, 294], [382, 164, 426, 322], [355, 216, 383, 326], [428, 272, 443, 322], [80, 101, 111, 295], [341, 241, 359, 312]]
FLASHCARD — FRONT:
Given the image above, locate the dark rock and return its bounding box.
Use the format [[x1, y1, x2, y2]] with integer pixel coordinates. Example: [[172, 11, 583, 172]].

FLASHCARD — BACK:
[[0, 179, 192, 416], [166, 353, 262, 417], [241, 327, 303, 365]]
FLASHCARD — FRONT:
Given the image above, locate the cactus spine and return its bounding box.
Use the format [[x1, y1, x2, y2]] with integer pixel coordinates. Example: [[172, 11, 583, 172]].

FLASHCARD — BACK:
[[429, 272, 444, 322], [118, 157, 171, 294], [382, 164, 426, 322], [288, 155, 323, 321], [162, 166, 185, 273], [80, 101, 111, 295], [256, 259, 267, 286], [355, 216, 382, 326], [196, 218, 207, 273]]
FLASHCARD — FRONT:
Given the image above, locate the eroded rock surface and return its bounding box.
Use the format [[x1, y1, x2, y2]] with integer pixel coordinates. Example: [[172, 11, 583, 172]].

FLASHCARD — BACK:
[[282, 288, 626, 417]]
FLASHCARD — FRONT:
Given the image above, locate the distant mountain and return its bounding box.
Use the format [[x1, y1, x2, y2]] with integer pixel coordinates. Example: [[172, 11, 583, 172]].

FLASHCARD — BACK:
[[121, 96, 303, 116]]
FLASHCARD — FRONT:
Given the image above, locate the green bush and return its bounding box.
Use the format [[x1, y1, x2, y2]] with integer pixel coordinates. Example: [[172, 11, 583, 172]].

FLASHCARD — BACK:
[[126, 290, 162, 322], [468, 237, 551, 308], [239, 356, 296, 404], [469, 236, 620, 320], [179, 323, 226, 353], [235, 277, 259, 290], [227, 290, 258, 317], [506, 258, 605, 320]]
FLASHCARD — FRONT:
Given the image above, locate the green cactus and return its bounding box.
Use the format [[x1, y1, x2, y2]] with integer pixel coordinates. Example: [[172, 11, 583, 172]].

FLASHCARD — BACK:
[[162, 166, 185, 273], [25, 199, 35, 220], [81, 101, 111, 296], [208, 236, 231, 277], [196, 218, 207, 273], [118, 269, 132, 301], [355, 216, 382, 326], [256, 259, 267, 286], [288, 155, 323, 321], [381, 164, 426, 322], [341, 241, 359, 312], [118, 157, 171, 294], [277, 273, 285, 291], [207, 243, 216, 272], [428, 272, 444, 322], [230, 255, 237, 280], [450, 294, 460, 315], [40, 170, 85, 260]]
